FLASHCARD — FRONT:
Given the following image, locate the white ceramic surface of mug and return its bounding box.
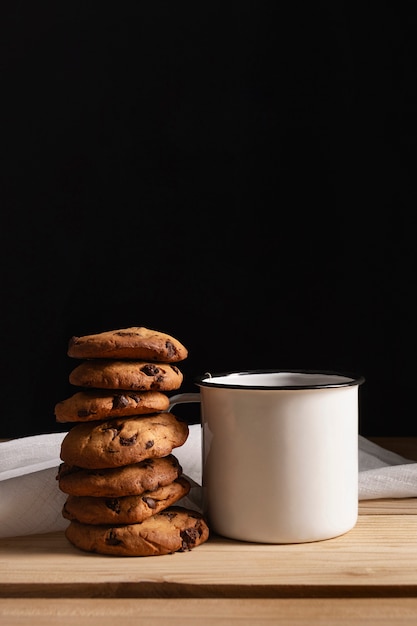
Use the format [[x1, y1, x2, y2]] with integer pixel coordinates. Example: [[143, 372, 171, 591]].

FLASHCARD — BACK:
[[172, 370, 365, 544]]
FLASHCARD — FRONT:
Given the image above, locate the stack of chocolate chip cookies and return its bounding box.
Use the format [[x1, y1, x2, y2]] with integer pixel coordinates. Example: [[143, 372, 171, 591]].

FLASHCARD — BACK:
[[55, 326, 209, 556]]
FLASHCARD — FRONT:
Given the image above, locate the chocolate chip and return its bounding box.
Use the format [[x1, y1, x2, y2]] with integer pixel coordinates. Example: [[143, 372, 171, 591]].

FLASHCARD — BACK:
[[145, 439, 154, 449], [105, 498, 121, 513], [141, 364, 160, 377], [128, 393, 141, 404], [162, 511, 178, 521], [120, 435, 137, 446], [180, 528, 199, 550], [106, 529, 122, 545], [112, 394, 130, 409], [142, 496, 156, 509]]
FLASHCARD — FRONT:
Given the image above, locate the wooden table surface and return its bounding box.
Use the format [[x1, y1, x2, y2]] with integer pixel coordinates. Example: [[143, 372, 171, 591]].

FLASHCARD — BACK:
[[1, 437, 417, 625]]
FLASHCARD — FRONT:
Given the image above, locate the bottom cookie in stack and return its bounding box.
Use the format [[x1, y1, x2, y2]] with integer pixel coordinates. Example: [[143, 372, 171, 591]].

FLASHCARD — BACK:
[[65, 507, 210, 557]]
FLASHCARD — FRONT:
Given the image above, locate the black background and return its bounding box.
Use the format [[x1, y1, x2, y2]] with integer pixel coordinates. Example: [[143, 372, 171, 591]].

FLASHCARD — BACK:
[[1, 2, 416, 438]]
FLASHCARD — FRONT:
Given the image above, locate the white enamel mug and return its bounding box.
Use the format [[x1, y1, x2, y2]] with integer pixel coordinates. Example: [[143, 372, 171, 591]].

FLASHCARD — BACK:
[[171, 370, 364, 544]]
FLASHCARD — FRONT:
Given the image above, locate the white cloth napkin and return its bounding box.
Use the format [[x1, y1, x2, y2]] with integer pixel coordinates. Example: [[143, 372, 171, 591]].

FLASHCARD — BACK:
[[358, 436, 417, 500], [1, 428, 416, 538]]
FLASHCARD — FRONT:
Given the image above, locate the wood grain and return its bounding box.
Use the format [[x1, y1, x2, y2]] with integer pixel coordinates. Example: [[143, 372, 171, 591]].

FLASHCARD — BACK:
[[359, 498, 417, 514], [1, 515, 417, 599], [1, 598, 417, 626]]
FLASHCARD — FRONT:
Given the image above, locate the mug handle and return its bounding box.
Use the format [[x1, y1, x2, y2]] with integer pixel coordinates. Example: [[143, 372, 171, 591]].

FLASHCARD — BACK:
[[169, 392, 201, 411]]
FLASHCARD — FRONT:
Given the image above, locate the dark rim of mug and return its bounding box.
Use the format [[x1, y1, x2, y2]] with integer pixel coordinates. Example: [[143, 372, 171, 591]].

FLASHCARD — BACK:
[[195, 369, 365, 390]]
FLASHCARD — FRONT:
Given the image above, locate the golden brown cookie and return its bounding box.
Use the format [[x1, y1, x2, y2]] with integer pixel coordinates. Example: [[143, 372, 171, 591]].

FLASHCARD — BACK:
[[64, 507, 209, 556], [60, 413, 189, 469], [69, 360, 183, 391], [55, 389, 170, 423], [62, 476, 191, 524], [68, 327, 188, 362], [57, 455, 183, 497]]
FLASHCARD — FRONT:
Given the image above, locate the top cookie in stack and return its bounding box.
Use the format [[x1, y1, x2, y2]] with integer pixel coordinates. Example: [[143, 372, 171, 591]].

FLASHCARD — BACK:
[[55, 326, 209, 556], [66, 326, 188, 361]]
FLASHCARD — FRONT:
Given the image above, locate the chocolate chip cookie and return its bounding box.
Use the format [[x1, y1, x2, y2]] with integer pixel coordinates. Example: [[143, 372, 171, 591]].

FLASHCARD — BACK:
[[60, 413, 189, 469], [65, 506, 209, 556], [62, 476, 191, 525], [69, 360, 183, 391], [57, 454, 183, 497], [68, 327, 188, 362], [55, 389, 170, 423]]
